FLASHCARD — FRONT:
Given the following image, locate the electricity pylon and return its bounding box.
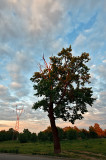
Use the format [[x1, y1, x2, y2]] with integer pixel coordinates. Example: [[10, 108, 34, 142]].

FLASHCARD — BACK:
[[14, 105, 24, 132]]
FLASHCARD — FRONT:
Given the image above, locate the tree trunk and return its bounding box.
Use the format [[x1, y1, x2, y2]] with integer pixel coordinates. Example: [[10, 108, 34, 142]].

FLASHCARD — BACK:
[[48, 103, 61, 154]]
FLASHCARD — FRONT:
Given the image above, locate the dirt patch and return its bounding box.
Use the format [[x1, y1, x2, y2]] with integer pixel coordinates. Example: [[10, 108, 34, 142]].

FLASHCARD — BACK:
[[62, 150, 106, 160]]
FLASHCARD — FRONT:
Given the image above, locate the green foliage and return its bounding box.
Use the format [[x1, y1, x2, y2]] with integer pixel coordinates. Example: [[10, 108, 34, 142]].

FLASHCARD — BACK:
[[37, 127, 64, 142], [7, 128, 19, 140], [66, 128, 77, 140], [0, 128, 19, 141], [38, 132, 47, 141], [23, 129, 32, 140], [57, 127, 65, 140], [79, 129, 90, 139], [89, 126, 98, 138], [0, 123, 105, 143], [38, 131, 53, 142], [30, 45, 96, 124], [31, 133, 37, 142], [19, 129, 35, 143], [19, 133, 28, 143], [0, 130, 7, 141]]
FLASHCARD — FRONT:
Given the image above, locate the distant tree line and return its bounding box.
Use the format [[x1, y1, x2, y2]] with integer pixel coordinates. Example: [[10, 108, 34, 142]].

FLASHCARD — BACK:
[[0, 128, 37, 143], [0, 128, 18, 141], [0, 123, 106, 143], [37, 123, 106, 141]]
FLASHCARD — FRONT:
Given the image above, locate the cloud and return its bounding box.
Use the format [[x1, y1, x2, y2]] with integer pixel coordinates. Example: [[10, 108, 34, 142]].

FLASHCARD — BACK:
[[90, 62, 106, 94], [10, 82, 22, 89], [0, 120, 16, 130], [103, 60, 106, 63], [0, 85, 19, 102], [97, 64, 106, 80], [0, 75, 3, 80], [0, 43, 13, 58], [0, 124, 9, 127], [5, 51, 35, 98], [73, 34, 86, 49], [68, 0, 106, 56]]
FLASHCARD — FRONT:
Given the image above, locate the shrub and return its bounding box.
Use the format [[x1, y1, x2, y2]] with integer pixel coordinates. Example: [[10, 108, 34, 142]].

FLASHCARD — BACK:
[[19, 133, 28, 143], [31, 133, 37, 142], [89, 126, 98, 138], [79, 129, 90, 139], [66, 128, 77, 140]]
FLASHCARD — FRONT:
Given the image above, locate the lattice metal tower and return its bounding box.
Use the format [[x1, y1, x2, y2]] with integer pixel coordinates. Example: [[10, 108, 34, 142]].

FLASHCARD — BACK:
[[15, 105, 24, 132]]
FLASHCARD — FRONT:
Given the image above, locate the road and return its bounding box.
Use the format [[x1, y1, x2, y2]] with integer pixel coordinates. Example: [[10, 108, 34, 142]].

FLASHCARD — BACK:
[[0, 154, 77, 160]]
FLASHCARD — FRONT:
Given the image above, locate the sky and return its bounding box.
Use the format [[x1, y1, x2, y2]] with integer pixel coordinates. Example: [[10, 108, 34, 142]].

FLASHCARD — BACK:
[[0, 0, 106, 133]]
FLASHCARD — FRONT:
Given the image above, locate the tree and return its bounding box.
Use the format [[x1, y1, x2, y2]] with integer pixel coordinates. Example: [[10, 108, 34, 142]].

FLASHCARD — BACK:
[[43, 126, 53, 141], [19, 129, 32, 143], [38, 131, 48, 141], [94, 123, 104, 137], [44, 126, 64, 141], [57, 127, 65, 140], [23, 129, 32, 141], [89, 126, 98, 138], [104, 129, 106, 137], [31, 133, 37, 142], [19, 133, 28, 143], [66, 128, 77, 140], [30, 45, 95, 153], [0, 130, 7, 141], [79, 129, 90, 139]]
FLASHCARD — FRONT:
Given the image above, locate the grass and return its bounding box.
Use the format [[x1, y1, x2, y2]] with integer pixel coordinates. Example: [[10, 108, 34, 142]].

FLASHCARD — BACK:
[[0, 139, 106, 159]]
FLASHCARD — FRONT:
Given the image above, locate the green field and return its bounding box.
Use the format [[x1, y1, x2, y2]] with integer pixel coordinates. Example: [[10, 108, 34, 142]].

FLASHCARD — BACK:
[[0, 139, 106, 160]]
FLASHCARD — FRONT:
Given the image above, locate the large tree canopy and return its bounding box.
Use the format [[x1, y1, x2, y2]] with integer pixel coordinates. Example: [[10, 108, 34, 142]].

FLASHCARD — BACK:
[[30, 45, 95, 153]]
